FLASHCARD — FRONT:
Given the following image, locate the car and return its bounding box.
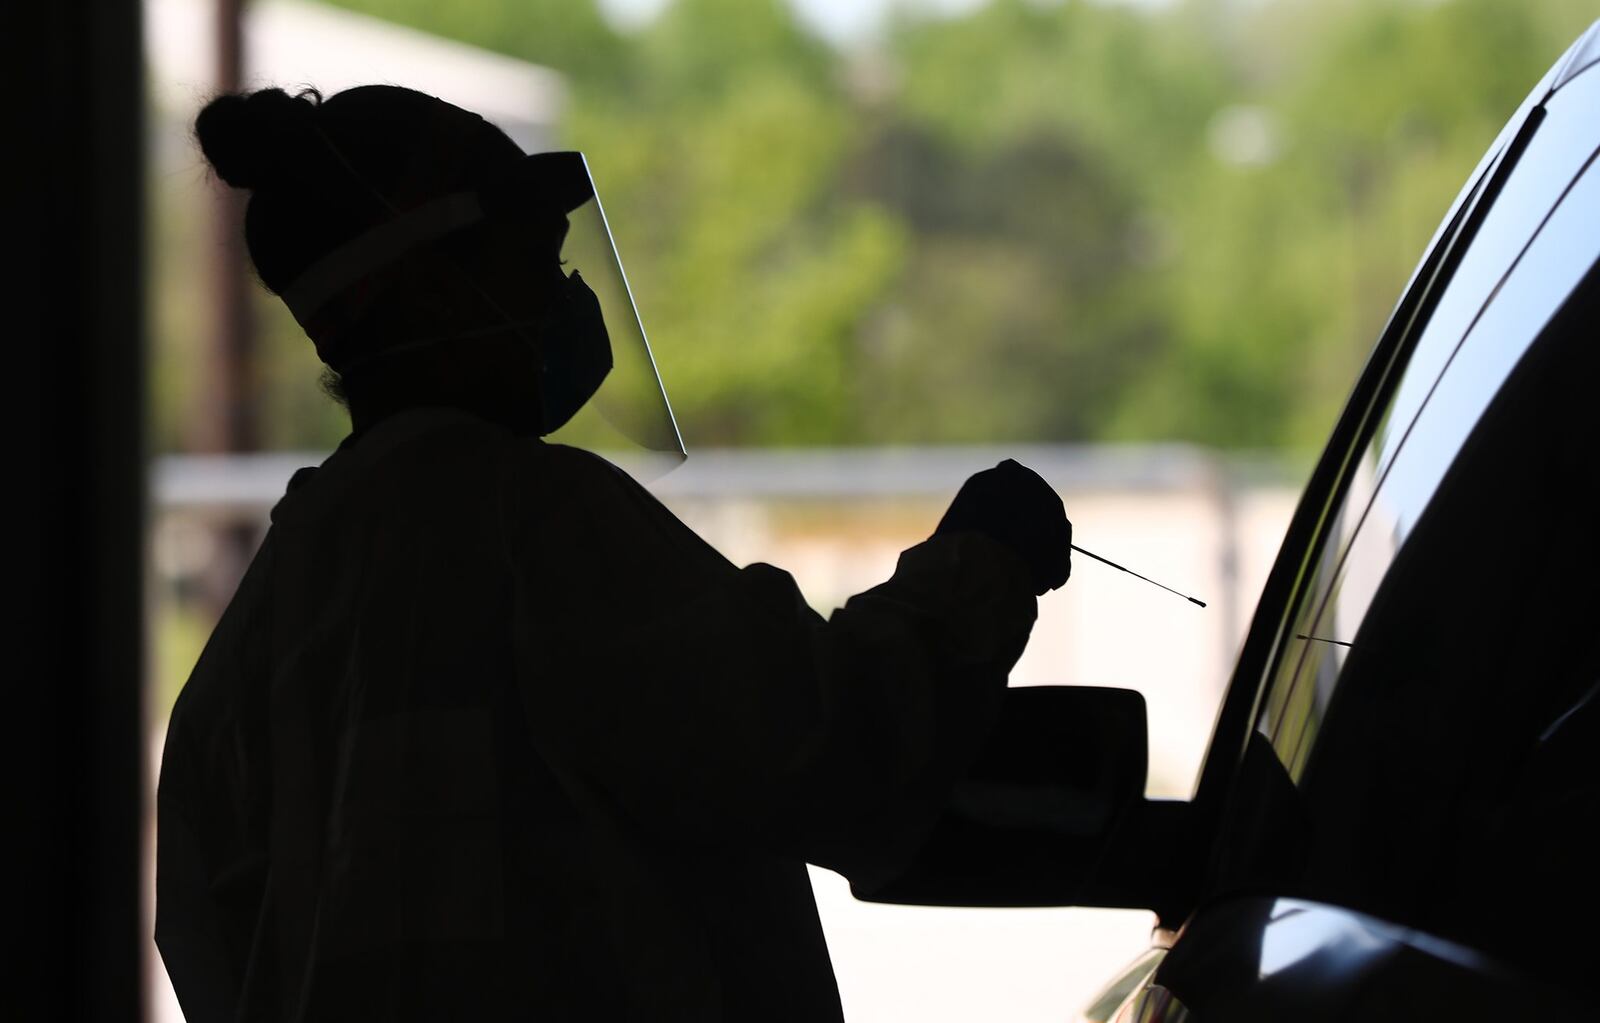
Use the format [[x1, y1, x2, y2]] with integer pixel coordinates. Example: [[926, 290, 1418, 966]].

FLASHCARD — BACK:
[[854, 17, 1600, 1021]]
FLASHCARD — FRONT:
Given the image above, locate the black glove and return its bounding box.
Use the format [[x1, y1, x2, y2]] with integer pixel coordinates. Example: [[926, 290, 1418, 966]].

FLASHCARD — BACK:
[[934, 459, 1073, 595]]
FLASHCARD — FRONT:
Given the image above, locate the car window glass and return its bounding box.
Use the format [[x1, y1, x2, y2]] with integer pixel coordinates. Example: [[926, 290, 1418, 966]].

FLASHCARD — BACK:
[[1269, 154, 1600, 775], [1388, 31, 1573, 302], [1375, 69, 1600, 475], [1258, 70, 1600, 774]]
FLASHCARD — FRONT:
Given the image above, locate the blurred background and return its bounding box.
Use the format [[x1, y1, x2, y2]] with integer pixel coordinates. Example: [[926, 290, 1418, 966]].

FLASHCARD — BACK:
[[140, 0, 1596, 1019]]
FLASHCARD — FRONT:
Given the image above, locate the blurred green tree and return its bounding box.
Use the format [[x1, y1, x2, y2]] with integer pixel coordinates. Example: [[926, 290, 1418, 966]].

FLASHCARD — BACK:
[[328, 0, 631, 84], [160, 0, 1600, 453], [1106, 0, 1599, 446]]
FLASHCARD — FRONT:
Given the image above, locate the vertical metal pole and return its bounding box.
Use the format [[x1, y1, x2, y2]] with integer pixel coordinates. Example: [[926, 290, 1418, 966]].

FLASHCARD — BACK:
[[1208, 451, 1242, 675], [202, 0, 261, 612], [196, 0, 255, 454]]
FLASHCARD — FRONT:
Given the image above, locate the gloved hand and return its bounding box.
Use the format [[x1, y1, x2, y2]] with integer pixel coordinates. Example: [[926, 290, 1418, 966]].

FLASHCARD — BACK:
[[934, 459, 1073, 595]]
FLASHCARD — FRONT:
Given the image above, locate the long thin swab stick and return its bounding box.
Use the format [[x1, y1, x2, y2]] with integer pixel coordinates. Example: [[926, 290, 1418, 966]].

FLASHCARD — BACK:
[[1071, 544, 1206, 607]]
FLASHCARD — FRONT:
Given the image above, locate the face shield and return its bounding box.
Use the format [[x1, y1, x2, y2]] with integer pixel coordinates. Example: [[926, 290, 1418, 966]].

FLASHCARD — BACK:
[[529, 154, 686, 476], [281, 151, 685, 475]]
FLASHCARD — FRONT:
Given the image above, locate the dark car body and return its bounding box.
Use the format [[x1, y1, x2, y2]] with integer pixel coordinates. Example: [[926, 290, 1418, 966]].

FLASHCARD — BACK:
[[860, 18, 1600, 1021]]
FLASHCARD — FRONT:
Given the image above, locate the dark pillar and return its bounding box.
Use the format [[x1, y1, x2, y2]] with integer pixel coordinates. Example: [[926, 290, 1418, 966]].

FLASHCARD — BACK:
[[20, 0, 148, 1020]]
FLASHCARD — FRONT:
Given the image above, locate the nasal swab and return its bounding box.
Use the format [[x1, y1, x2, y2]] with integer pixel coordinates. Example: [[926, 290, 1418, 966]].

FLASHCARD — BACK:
[[1071, 544, 1206, 607]]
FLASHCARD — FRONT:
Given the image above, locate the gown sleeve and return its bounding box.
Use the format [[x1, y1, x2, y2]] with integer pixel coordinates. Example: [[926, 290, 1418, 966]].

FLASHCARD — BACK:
[[504, 443, 1038, 890], [155, 535, 276, 1022]]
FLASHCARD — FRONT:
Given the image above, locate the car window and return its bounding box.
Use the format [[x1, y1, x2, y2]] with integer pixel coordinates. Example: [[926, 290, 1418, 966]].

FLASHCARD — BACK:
[[1214, 76, 1600, 990], [1382, 22, 1583, 306], [1258, 67, 1600, 778], [1189, 34, 1592, 818]]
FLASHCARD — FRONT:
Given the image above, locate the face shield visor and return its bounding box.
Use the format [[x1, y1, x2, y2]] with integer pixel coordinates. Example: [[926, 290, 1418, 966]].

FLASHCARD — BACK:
[[281, 151, 685, 475]]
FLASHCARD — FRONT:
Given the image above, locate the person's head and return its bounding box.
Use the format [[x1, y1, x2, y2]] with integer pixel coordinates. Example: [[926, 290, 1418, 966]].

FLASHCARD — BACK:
[[194, 85, 571, 433]]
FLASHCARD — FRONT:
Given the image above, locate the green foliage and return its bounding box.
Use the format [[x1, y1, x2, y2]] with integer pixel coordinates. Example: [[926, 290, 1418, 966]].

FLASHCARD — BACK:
[[152, 595, 214, 724], [326, 0, 630, 85], [1112, 0, 1597, 446], [569, 47, 903, 443], [156, 0, 1600, 453]]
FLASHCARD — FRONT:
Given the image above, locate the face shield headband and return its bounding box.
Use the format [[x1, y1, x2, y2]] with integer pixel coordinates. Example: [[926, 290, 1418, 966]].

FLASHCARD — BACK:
[[279, 150, 686, 471]]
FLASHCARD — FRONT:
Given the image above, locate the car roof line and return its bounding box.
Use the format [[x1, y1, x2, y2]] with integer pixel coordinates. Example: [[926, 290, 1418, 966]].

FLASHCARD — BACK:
[[1550, 18, 1600, 94]]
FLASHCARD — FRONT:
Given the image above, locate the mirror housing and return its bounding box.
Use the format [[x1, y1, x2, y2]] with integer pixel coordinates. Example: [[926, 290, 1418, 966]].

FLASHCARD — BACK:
[[853, 685, 1192, 915]]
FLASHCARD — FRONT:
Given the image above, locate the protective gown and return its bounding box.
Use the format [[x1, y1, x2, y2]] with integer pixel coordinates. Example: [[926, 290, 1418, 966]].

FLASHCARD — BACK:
[[156, 406, 1038, 1021]]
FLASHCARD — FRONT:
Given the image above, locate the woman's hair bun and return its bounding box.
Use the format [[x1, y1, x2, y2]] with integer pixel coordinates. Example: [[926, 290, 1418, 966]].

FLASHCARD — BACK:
[[195, 87, 322, 191]]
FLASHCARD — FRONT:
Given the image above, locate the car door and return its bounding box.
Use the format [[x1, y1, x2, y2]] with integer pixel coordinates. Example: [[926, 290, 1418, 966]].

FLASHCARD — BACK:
[[1090, 24, 1600, 1023]]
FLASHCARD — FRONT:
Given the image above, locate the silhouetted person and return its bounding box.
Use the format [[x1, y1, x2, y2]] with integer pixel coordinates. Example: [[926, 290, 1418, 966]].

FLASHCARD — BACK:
[[156, 84, 1072, 1022]]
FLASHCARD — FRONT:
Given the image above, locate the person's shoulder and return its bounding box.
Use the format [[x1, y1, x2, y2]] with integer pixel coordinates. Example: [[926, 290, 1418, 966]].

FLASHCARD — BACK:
[[505, 439, 639, 490], [498, 440, 661, 529]]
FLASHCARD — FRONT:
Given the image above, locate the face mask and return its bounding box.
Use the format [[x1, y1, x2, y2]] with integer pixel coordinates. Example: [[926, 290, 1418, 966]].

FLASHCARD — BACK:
[[537, 270, 613, 434], [280, 151, 683, 468]]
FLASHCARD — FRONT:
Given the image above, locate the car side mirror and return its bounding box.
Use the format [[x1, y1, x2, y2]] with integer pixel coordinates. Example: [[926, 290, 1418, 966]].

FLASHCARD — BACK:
[[855, 685, 1186, 911], [946, 684, 1147, 837]]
